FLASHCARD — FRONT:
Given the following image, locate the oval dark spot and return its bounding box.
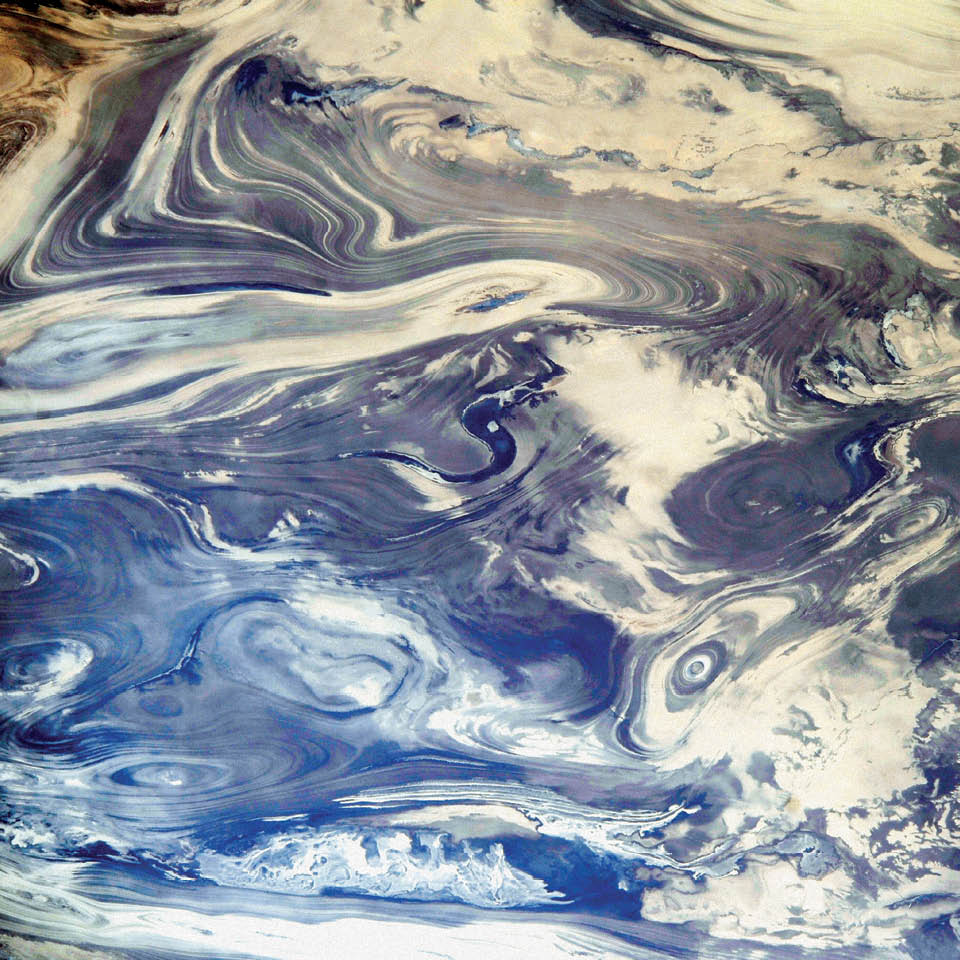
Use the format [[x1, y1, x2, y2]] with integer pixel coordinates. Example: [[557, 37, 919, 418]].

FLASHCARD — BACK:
[[671, 640, 727, 696]]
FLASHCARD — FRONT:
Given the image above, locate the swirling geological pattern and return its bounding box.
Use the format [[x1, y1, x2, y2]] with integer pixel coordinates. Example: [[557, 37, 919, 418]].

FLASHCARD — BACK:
[[1, 1, 960, 958]]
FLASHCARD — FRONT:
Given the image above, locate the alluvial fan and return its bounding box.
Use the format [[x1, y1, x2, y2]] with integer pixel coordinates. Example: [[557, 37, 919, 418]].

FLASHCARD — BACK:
[[1, 1, 960, 958]]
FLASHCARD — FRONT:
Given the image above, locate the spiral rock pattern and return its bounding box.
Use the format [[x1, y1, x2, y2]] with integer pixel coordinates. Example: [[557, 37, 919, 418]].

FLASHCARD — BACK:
[[1, 1, 960, 958]]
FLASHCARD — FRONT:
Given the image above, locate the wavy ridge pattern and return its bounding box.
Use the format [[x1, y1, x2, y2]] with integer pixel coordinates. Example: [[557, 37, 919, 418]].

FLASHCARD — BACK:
[[1, 1, 960, 958]]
